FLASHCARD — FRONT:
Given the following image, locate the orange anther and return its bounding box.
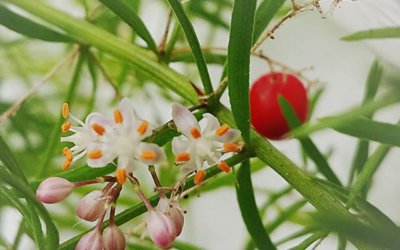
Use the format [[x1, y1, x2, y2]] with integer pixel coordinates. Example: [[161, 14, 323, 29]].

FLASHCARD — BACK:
[[62, 147, 69, 154], [223, 143, 239, 152], [215, 124, 229, 136], [62, 160, 71, 170], [92, 123, 106, 136], [61, 121, 71, 133], [190, 127, 201, 139], [194, 170, 206, 185], [217, 161, 231, 173], [62, 103, 69, 118], [176, 152, 190, 162], [137, 121, 148, 135], [114, 109, 123, 124], [140, 151, 157, 160], [115, 168, 127, 185], [64, 148, 73, 162], [88, 149, 102, 159]]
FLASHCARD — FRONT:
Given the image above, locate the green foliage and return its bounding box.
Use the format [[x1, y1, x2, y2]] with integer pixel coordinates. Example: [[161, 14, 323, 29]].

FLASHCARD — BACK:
[[0, 0, 400, 249]]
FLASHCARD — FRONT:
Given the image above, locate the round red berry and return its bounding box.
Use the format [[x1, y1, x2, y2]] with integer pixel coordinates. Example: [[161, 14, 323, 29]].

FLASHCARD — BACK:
[[250, 72, 308, 140]]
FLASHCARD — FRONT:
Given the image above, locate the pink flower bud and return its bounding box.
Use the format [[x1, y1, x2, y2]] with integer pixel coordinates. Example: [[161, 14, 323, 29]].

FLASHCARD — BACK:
[[36, 177, 74, 204], [147, 210, 176, 249], [75, 230, 103, 250], [169, 206, 184, 236], [157, 198, 184, 236], [77, 190, 107, 222], [102, 224, 126, 250]]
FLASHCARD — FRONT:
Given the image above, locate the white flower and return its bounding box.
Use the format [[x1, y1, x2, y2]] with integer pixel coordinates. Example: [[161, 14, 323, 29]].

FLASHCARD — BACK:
[[171, 104, 240, 183], [61, 98, 166, 184]]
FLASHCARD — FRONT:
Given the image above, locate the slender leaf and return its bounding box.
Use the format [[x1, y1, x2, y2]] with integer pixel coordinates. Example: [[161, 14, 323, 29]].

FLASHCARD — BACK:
[[291, 94, 400, 138], [167, 0, 214, 96], [0, 5, 72, 42], [289, 232, 327, 250], [347, 144, 392, 207], [342, 27, 400, 41], [349, 60, 382, 184], [333, 117, 400, 147], [0, 135, 27, 182], [253, 0, 286, 41], [227, 0, 257, 143], [279, 96, 342, 186], [99, 0, 159, 55], [236, 160, 276, 250]]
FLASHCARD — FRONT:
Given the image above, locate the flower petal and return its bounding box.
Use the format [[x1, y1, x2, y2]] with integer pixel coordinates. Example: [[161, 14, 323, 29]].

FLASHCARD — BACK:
[[171, 136, 190, 155], [172, 104, 200, 139], [217, 129, 241, 143], [202, 113, 220, 134], [118, 98, 136, 126], [179, 160, 197, 174], [85, 112, 114, 135], [136, 142, 166, 165], [86, 143, 115, 168]]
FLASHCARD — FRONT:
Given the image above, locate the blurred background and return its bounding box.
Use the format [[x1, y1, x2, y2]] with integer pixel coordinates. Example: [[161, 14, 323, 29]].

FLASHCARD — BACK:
[[1, 0, 400, 249]]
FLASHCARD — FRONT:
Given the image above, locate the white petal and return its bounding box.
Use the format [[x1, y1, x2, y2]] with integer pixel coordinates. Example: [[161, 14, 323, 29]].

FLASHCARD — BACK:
[[86, 143, 115, 168], [202, 113, 220, 134], [217, 129, 241, 143], [118, 98, 136, 126], [135, 142, 166, 165], [85, 112, 114, 132], [179, 160, 197, 174], [133, 119, 152, 140], [172, 103, 200, 138], [171, 136, 190, 155]]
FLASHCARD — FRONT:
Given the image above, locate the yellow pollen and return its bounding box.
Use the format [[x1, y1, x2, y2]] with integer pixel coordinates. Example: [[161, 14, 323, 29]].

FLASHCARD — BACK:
[[61, 121, 71, 133], [140, 151, 157, 160], [115, 168, 127, 185], [62, 103, 69, 118], [88, 149, 102, 159], [190, 127, 201, 139], [62, 147, 69, 154], [217, 161, 231, 173], [114, 109, 123, 124], [62, 160, 71, 170], [194, 170, 206, 185], [176, 152, 190, 162], [92, 123, 106, 136], [216, 124, 229, 136], [137, 121, 148, 135], [223, 143, 239, 152]]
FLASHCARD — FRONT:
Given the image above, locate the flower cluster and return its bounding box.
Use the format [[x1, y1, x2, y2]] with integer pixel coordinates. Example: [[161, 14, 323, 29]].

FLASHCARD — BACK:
[[36, 98, 241, 249]]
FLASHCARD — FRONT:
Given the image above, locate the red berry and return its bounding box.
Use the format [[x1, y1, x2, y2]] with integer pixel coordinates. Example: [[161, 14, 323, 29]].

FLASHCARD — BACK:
[[250, 72, 308, 140]]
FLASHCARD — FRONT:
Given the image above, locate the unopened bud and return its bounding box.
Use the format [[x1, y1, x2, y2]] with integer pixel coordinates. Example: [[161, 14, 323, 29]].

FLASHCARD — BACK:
[[36, 177, 74, 204], [157, 198, 184, 236], [75, 230, 103, 250], [102, 224, 126, 250], [147, 210, 176, 249], [77, 190, 107, 222]]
